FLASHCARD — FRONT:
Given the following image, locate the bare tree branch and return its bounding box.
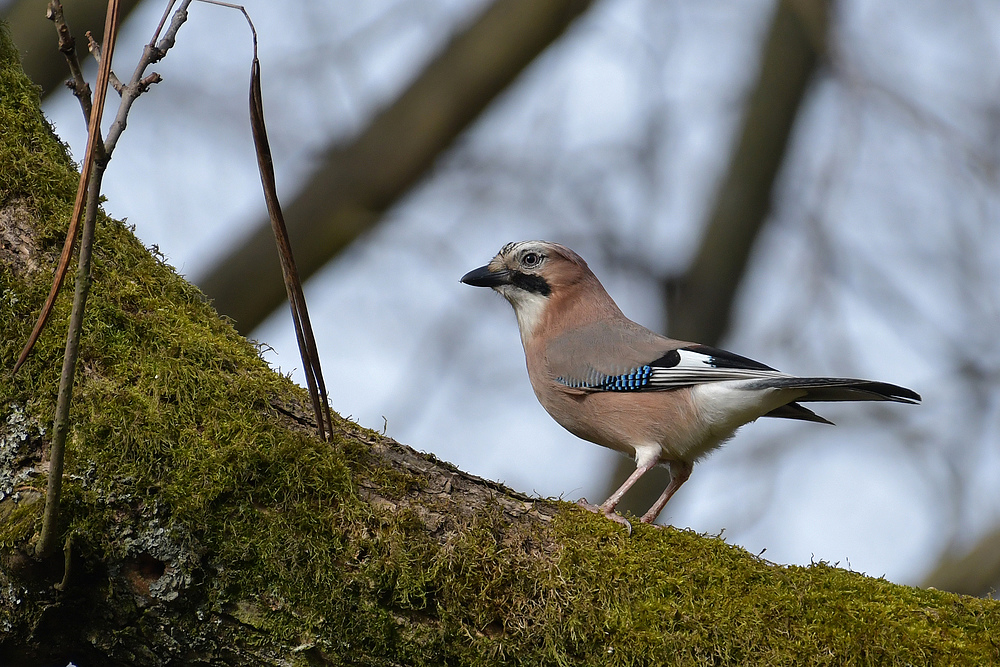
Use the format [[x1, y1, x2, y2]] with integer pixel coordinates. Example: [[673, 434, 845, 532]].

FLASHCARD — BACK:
[[32, 0, 122, 561], [197, 0, 596, 333], [924, 527, 1000, 597], [666, 0, 829, 345], [607, 0, 830, 518], [45, 0, 95, 116], [2, 0, 142, 96]]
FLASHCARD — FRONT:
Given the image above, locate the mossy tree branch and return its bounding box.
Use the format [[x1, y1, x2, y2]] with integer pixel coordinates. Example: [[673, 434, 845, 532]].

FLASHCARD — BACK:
[[1, 19, 998, 667]]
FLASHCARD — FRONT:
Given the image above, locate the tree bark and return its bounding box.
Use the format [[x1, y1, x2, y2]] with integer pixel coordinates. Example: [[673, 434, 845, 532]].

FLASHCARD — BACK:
[[2, 20, 998, 667]]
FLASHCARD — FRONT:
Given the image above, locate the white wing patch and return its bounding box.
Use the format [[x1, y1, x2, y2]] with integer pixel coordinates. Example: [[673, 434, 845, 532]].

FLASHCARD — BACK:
[[646, 348, 791, 388]]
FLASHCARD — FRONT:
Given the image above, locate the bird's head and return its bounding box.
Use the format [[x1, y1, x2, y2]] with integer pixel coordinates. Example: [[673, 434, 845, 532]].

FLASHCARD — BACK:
[[461, 240, 591, 339]]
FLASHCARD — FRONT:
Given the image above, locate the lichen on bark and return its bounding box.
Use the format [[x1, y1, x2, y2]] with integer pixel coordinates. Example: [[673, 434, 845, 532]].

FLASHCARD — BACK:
[[0, 19, 998, 667]]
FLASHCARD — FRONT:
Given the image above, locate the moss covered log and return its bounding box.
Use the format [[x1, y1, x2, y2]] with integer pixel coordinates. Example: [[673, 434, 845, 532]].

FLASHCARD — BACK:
[[0, 22, 998, 667]]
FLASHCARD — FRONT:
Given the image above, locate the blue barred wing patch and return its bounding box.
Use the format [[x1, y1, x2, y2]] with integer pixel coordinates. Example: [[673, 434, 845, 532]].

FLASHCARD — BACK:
[[555, 345, 790, 392], [556, 365, 653, 391]]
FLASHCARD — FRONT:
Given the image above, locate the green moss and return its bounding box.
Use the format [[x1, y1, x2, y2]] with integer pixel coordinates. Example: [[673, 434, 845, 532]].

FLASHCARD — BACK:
[[0, 494, 41, 548], [0, 26, 76, 236], [1, 19, 999, 667]]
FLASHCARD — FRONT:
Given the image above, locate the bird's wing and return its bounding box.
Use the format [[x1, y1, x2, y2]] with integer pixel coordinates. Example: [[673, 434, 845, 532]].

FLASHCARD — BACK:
[[545, 320, 790, 392], [644, 344, 792, 388], [545, 322, 920, 405]]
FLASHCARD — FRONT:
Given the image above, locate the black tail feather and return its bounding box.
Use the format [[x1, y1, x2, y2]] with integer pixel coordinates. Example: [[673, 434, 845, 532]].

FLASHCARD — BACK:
[[765, 402, 835, 425], [747, 377, 921, 404]]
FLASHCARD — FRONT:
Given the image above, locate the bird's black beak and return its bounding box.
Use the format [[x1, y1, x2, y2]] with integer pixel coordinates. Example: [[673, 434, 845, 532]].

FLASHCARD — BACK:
[[460, 265, 510, 288]]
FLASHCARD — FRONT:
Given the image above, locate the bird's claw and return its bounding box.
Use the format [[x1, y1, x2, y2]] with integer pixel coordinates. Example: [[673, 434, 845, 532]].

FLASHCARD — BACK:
[[575, 498, 600, 512], [603, 511, 633, 535], [576, 499, 632, 535]]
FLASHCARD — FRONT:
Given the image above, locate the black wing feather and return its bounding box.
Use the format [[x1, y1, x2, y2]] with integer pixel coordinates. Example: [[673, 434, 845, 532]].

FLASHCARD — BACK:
[[680, 344, 778, 371]]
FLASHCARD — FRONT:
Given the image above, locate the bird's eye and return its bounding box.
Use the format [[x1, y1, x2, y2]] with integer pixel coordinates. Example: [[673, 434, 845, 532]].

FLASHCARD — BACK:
[[522, 252, 541, 268]]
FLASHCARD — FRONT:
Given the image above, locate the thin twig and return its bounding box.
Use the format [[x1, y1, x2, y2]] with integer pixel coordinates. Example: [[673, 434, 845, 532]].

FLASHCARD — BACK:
[[16, 1, 106, 376], [104, 0, 193, 155], [150, 0, 178, 46], [53, 533, 73, 591], [46, 0, 94, 122], [34, 0, 121, 560], [36, 166, 107, 560], [86, 32, 124, 95], [13, 5, 116, 376], [15, 0, 194, 373], [25, 0, 214, 560]]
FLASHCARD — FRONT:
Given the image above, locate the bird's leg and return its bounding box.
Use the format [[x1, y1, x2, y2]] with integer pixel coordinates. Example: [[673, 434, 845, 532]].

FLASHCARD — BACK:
[[600, 459, 657, 513], [577, 457, 659, 531], [640, 460, 692, 524]]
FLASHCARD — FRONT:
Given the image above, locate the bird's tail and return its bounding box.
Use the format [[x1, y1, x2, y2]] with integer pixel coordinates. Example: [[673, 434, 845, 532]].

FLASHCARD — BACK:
[[753, 377, 920, 426], [751, 377, 921, 404]]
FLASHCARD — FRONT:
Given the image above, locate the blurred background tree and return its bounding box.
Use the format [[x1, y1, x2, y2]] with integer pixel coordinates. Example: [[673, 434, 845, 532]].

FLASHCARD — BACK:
[[5, 0, 999, 596]]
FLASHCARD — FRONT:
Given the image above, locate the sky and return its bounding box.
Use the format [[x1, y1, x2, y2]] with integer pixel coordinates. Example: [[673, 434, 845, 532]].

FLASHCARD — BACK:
[[38, 0, 1000, 586]]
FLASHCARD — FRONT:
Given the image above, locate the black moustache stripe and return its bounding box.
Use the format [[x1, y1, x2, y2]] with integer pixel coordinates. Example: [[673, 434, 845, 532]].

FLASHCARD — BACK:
[[509, 271, 551, 297]]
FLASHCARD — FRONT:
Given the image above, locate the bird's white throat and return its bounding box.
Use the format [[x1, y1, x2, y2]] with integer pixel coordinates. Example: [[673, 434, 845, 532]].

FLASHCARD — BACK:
[[497, 285, 548, 341]]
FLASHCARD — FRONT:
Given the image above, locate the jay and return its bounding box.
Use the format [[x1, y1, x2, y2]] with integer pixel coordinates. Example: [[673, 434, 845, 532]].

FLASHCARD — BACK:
[[461, 241, 920, 528]]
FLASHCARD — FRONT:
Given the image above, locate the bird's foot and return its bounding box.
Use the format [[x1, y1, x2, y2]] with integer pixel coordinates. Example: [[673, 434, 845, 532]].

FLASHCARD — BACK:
[[575, 498, 601, 513], [576, 499, 632, 534], [602, 511, 633, 535]]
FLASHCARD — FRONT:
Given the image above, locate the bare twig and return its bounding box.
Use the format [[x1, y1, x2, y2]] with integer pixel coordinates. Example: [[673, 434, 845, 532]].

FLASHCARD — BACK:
[[23, 0, 333, 563], [15, 0, 194, 374], [34, 0, 121, 561], [86, 31, 124, 94], [15, 0, 108, 378], [21, 0, 216, 563], [139, 72, 164, 92], [104, 0, 194, 155], [26, 0, 331, 560], [53, 534, 73, 591], [13, 5, 113, 376], [150, 0, 179, 46], [45, 0, 94, 121]]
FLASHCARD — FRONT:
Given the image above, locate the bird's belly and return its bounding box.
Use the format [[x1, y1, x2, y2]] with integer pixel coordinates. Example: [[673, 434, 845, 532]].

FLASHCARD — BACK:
[[533, 384, 715, 462]]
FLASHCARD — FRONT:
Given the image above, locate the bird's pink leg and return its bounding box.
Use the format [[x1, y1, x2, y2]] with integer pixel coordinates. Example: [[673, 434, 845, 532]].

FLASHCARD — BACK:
[[577, 458, 659, 530], [640, 460, 692, 524]]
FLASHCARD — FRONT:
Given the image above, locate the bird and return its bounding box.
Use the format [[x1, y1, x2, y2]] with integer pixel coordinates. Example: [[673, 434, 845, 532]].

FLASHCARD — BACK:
[[461, 240, 920, 529]]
